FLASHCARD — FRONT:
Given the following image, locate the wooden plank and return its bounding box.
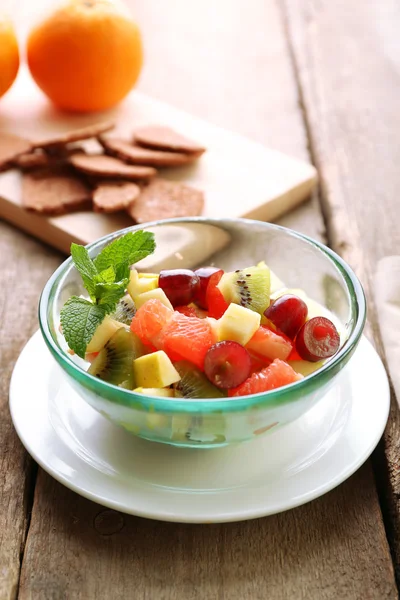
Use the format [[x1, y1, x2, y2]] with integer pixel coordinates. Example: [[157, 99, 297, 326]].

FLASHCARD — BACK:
[[18, 466, 396, 600], [282, 0, 400, 583], [14, 0, 396, 599], [0, 223, 60, 600]]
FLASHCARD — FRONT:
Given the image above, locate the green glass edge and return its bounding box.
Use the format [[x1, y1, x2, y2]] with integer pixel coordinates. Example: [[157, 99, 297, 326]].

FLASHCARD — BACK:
[[38, 217, 366, 414]]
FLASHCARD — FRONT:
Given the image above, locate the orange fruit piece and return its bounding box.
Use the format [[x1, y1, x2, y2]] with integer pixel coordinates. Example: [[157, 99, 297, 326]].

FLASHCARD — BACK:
[[175, 305, 198, 318], [246, 326, 292, 361], [130, 299, 172, 348], [27, 0, 143, 112], [229, 359, 302, 397], [160, 313, 217, 370], [0, 16, 19, 100]]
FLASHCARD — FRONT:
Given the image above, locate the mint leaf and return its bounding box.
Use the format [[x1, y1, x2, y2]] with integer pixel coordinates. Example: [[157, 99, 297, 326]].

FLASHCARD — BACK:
[[94, 279, 129, 312], [93, 231, 155, 274], [70, 244, 98, 301], [60, 297, 107, 358], [95, 265, 116, 284]]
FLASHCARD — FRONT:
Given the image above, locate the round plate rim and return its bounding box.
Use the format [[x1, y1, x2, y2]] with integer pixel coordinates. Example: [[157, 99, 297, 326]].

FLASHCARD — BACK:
[[9, 331, 390, 523]]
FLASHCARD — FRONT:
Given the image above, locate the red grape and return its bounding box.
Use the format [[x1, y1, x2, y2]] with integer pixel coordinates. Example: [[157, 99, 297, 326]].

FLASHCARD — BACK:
[[264, 294, 308, 339], [194, 266, 223, 309], [158, 269, 200, 307], [296, 316, 340, 362], [204, 341, 251, 389]]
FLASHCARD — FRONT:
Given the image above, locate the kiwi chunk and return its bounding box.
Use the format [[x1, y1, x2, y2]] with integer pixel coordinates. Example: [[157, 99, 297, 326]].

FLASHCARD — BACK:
[[217, 264, 270, 315], [111, 294, 136, 326], [174, 361, 225, 399], [88, 327, 141, 389]]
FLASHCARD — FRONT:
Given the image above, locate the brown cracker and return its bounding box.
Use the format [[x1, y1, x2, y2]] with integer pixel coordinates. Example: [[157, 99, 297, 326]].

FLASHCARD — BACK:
[[14, 146, 86, 170], [93, 181, 140, 213], [128, 178, 204, 223], [133, 126, 205, 154], [0, 133, 32, 170], [99, 137, 202, 167], [13, 150, 52, 169], [69, 154, 156, 180], [22, 167, 92, 215], [32, 121, 115, 149]]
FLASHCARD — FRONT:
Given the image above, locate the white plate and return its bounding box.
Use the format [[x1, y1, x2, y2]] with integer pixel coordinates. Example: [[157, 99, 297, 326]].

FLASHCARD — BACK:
[[10, 331, 389, 523]]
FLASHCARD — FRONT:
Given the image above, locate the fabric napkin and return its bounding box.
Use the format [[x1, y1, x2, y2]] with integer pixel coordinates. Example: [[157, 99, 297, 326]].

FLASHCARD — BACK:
[[375, 256, 400, 401]]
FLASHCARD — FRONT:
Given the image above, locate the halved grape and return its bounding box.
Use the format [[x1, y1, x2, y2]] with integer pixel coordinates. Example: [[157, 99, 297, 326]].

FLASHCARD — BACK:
[[204, 341, 251, 389], [295, 316, 340, 362], [264, 294, 308, 339], [158, 269, 200, 307]]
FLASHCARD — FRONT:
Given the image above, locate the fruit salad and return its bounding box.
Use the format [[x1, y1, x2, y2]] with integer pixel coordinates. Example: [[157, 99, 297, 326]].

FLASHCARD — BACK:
[[60, 231, 341, 399]]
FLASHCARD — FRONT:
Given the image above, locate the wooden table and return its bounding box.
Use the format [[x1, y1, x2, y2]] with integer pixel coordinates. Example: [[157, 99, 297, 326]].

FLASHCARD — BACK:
[[2, 1, 400, 598]]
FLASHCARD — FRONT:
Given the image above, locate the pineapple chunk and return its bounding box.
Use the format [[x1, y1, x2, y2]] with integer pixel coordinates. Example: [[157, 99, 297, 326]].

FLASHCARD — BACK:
[[128, 269, 159, 300], [288, 360, 324, 377], [86, 316, 124, 353], [134, 387, 175, 397], [133, 351, 181, 388], [217, 304, 260, 346], [134, 287, 173, 310], [138, 272, 159, 279], [205, 316, 219, 339]]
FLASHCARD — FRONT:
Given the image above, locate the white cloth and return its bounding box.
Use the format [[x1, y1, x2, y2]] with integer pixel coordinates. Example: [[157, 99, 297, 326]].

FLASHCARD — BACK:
[[375, 256, 400, 401]]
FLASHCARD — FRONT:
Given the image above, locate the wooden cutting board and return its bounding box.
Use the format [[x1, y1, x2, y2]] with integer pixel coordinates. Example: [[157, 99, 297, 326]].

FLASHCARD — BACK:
[[0, 68, 317, 254]]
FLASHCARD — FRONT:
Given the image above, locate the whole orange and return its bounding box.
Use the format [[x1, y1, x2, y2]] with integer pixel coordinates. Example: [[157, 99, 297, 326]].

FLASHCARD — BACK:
[[0, 16, 19, 99], [27, 0, 143, 112]]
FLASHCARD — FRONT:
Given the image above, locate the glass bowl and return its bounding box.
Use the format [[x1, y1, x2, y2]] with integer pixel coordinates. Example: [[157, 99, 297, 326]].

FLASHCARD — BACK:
[[39, 218, 366, 448]]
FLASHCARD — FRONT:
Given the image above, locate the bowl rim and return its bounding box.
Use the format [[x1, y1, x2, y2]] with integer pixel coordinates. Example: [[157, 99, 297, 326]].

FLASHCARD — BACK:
[[39, 217, 366, 412]]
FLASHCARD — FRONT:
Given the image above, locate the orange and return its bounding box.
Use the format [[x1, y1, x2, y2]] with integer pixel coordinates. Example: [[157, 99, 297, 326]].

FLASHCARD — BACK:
[[159, 313, 216, 370], [27, 0, 143, 112], [130, 299, 172, 348], [246, 326, 292, 361], [0, 16, 19, 99], [229, 359, 302, 397]]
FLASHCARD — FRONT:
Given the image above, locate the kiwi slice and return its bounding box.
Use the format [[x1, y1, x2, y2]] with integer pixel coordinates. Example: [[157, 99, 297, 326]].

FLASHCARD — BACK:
[[111, 295, 136, 326], [88, 327, 141, 389], [174, 361, 225, 399], [217, 264, 270, 315]]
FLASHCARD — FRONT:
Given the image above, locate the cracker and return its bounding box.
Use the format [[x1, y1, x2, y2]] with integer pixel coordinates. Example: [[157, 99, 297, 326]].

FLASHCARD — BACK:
[[22, 167, 92, 215], [0, 133, 32, 170], [93, 181, 140, 213], [69, 153, 156, 180], [14, 146, 86, 169], [32, 121, 115, 149], [13, 150, 52, 169], [133, 126, 205, 154], [128, 178, 204, 223], [99, 137, 202, 166]]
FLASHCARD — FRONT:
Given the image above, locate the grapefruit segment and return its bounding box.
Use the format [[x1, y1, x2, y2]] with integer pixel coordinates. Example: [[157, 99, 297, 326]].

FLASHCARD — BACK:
[[206, 271, 229, 318], [246, 326, 292, 361], [229, 359, 302, 397], [130, 299, 172, 347], [160, 312, 217, 370]]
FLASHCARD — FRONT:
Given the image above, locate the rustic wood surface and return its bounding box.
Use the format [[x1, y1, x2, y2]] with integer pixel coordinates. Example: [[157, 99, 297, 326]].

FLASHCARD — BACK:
[[283, 0, 400, 583], [1, 0, 398, 598]]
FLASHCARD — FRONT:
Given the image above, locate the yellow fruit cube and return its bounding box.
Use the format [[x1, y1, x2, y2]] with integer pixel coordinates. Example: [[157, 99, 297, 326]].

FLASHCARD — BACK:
[[134, 287, 173, 310], [134, 387, 175, 397], [86, 316, 124, 353], [128, 269, 159, 300], [288, 360, 324, 377], [217, 303, 260, 346], [133, 351, 181, 388]]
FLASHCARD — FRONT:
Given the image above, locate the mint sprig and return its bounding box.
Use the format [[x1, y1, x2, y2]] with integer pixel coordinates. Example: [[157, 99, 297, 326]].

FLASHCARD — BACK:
[[60, 231, 155, 358]]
